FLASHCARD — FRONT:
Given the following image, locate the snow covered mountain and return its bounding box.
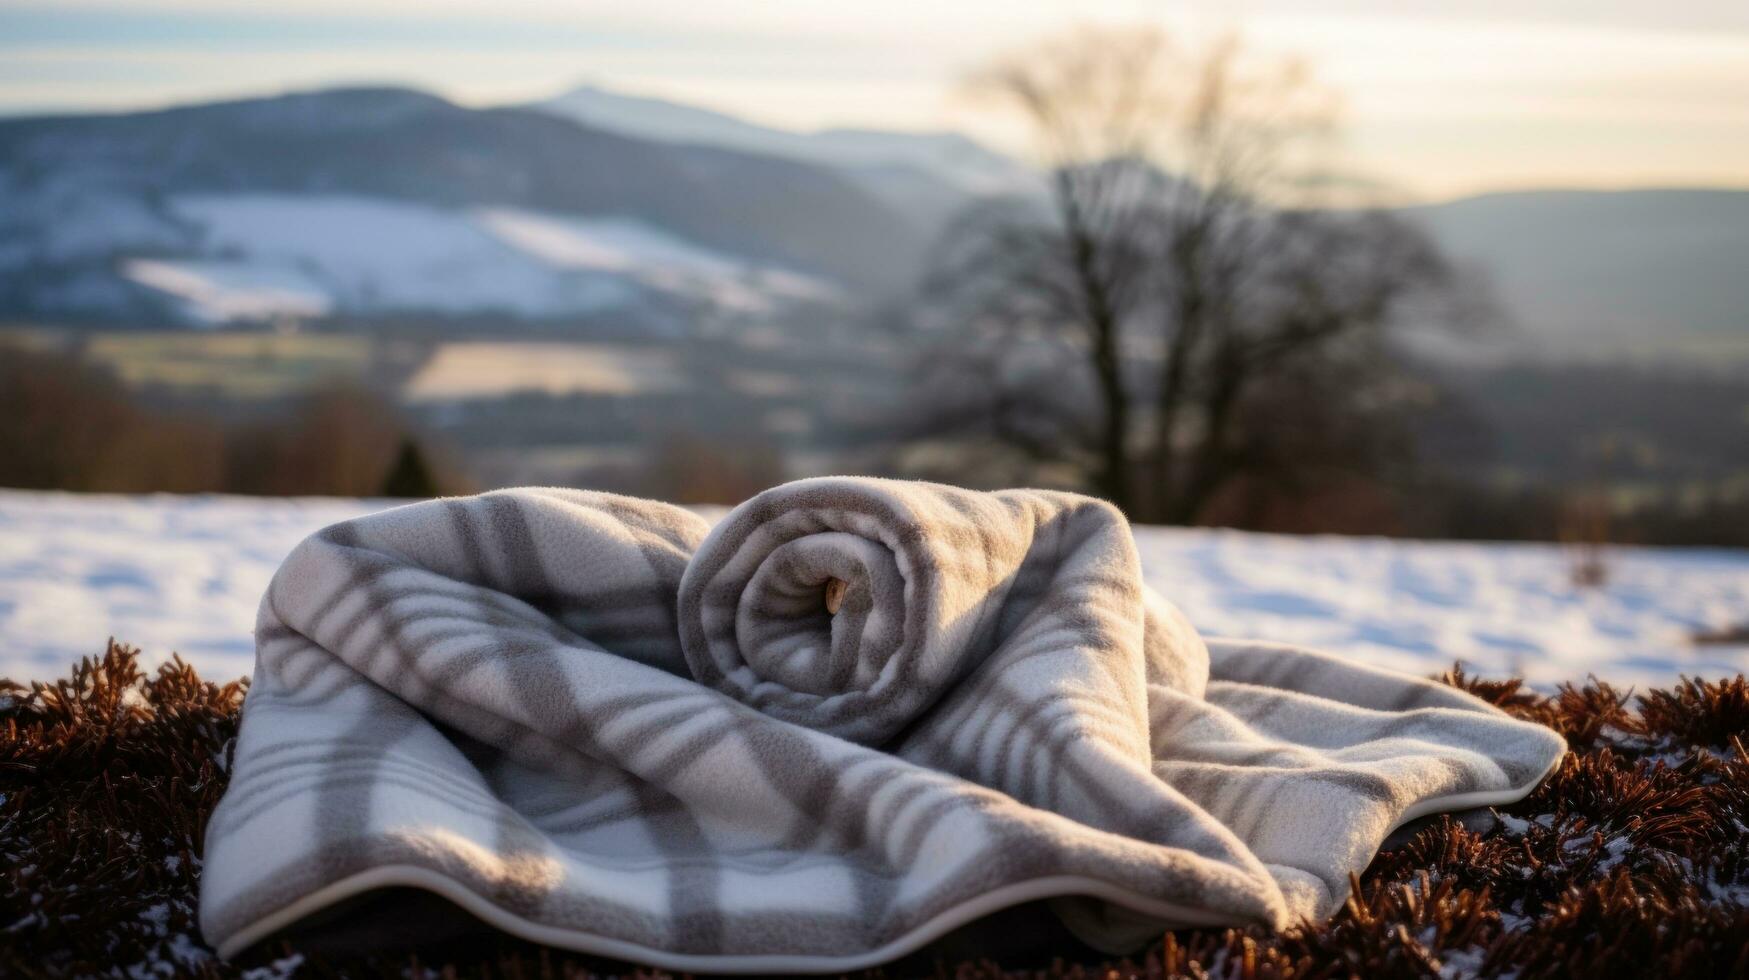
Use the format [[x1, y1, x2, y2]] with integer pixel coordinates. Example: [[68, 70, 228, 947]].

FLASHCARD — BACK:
[[1, 82, 1743, 352], [0, 87, 923, 327]]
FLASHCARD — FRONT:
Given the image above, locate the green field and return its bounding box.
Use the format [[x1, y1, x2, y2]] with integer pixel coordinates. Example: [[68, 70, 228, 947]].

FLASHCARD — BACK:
[[0, 327, 423, 399], [82, 332, 376, 398]]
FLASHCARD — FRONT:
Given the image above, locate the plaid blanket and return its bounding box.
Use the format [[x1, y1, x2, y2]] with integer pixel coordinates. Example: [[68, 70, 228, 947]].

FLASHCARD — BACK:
[[200, 478, 1565, 972]]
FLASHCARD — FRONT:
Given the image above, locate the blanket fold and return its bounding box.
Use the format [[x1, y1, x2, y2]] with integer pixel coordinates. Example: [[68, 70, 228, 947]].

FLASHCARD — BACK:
[[200, 478, 1565, 972]]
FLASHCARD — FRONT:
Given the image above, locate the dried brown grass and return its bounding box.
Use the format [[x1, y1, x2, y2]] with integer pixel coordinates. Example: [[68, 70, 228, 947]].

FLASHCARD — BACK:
[[4, 644, 1747, 978]]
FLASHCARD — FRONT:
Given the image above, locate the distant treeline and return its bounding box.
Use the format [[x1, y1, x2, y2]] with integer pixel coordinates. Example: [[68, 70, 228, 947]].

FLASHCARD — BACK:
[[0, 343, 792, 508], [3, 342, 1746, 547], [0, 346, 459, 498]]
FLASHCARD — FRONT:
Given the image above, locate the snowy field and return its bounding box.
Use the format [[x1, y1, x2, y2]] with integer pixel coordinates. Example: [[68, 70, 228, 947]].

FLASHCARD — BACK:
[[109, 194, 832, 323], [1, 489, 1746, 687]]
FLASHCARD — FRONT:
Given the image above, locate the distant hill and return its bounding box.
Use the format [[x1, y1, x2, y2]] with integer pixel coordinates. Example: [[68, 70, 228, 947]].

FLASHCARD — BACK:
[[0, 87, 929, 326], [1406, 189, 1749, 352], [527, 86, 1040, 241]]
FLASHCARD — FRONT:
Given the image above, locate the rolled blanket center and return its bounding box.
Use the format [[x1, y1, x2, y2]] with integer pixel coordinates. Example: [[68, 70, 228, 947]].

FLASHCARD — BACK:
[[678, 479, 1018, 745], [733, 532, 904, 698]]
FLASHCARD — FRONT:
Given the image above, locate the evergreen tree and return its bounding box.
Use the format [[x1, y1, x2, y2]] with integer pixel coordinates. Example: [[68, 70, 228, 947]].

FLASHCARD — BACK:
[[380, 438, 441, 499]]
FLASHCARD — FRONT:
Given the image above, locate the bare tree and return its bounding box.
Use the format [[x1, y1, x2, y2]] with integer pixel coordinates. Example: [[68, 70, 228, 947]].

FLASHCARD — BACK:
[[916, 27, 1464, 523], [951, 28, 1175, 510]]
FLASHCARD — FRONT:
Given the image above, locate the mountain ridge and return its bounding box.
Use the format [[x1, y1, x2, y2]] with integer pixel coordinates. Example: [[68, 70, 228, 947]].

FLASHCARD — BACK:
[[529, 84, 1036, 194], [526, 84, 1039, 238], [0, 85, 929, 326], [1, 83, 1743, 352]]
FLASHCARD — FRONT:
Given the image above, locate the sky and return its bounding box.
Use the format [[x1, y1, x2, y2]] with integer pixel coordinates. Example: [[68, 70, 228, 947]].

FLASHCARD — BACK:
[[2, 0, 1747, 201]]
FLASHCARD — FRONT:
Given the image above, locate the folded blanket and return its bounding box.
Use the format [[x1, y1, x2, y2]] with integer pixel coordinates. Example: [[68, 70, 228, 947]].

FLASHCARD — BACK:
[[200, 478, 1565, 972]]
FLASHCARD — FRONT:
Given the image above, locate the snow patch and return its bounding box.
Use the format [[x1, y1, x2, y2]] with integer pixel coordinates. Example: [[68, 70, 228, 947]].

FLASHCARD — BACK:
[[165, 194, 635, 319], [121, 259, 332, 325], [1438, 944, 1492, 978], [100, 194, 832, 323], [239, 953, 304, 980], [475, 207, 836, 312]]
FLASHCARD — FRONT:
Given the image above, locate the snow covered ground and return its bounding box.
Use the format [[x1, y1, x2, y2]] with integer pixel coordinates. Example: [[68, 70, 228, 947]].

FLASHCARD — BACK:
[[1, 490, 1745, 687]]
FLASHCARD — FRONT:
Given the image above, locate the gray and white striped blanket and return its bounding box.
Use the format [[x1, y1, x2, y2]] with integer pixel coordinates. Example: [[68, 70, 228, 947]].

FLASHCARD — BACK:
[[201, 477, 1565, 972]]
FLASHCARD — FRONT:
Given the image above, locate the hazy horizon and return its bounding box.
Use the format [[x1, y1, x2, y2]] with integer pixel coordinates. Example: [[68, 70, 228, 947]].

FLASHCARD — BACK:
[[3, 0, 1748, 202]]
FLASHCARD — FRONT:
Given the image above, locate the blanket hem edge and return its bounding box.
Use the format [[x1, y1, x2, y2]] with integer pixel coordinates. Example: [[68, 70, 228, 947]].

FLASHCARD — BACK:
[[210, 868, 1242, 972]]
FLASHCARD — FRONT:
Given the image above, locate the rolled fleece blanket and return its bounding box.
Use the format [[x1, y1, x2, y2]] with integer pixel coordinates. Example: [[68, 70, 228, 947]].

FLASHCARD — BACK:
[[200, 477, 1565, 972]]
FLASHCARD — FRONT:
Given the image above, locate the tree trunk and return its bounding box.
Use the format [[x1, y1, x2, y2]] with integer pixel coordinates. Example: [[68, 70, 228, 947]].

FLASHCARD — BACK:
[[1088, 307, 1130, 511], [1170, 349, 1245, 525], [1152, 296, 1203, 522], [1057, 173, 1132, 513], [1151, 227, 1211, 523]]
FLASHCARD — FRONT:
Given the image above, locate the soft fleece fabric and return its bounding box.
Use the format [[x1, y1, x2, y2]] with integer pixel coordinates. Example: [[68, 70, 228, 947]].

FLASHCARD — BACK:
[[200, 478, 1565, 971]]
